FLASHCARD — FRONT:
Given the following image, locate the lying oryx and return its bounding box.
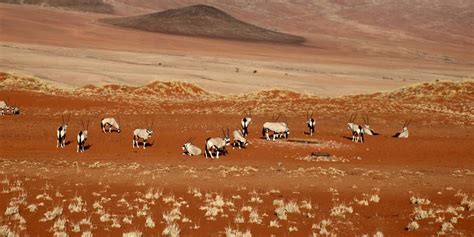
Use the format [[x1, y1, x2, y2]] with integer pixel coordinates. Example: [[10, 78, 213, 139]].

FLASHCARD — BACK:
[[232, 129, 248, 149], [9, 106, 20, 115], [393, 119, 411, 138], [306, 111, 316, 136], [77, 120, 89, 153], [182, 137, 202, 156], [362, 115, 378, 136], [100, 117, 121, 133], [347, 113, 364, 143], [262, 121, 289, 141], [57, 114, 70, 148], [241, 110, 252, 137], [204, 129, 231, 159]]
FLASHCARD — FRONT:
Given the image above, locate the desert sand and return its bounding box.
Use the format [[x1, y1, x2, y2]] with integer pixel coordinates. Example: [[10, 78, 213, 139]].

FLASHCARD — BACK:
[[0, 0, 473, 236]]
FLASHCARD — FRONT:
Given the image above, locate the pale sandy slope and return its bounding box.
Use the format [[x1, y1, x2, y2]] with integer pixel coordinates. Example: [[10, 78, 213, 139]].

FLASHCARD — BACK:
[[0, 3, 473, 96], [4, 42, 473, 96]]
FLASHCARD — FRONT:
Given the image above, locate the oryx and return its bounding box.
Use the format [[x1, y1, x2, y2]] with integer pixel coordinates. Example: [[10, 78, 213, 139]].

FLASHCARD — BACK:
[[361, 115, 378, 136], [9, 106, 20, 115], [77, 120, 89, 153], [182, 137, 202, 156], [133, 119, 154, 149], [393, 119, 411, 138], [204, 128, 231, 159], [347, 113, 364, 143], [57, 114, 70, 148], [262, 118, 290, 141], [0, 100, 19, 115], [232, 129, 248, 149], [100, 117, 121, 133], [306, 111, 316, 136], [241, 109, 252, 137], [0, 101, 7, 116]]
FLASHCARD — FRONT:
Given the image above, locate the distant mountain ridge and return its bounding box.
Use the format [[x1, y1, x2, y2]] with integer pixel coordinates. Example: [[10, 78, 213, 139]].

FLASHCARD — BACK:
[[101, 4, 305, 44], [0, 0, 114, 13]]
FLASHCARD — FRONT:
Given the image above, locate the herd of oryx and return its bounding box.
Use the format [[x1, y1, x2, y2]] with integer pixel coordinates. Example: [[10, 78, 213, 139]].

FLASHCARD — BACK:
[[2, 100, 411, 156], [0, 100, 20, 115]]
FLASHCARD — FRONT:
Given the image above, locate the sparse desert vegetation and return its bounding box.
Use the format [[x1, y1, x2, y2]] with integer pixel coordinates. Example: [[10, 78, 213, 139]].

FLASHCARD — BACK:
[[1, 0, 473, 235]]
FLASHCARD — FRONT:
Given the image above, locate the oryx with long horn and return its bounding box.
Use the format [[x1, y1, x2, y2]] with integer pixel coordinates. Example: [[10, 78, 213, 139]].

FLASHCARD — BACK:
[[100, 116, 121, 133], [133, 118, 154, 149], [262, 114, 289, 141], [232, 129, 248, 149], [57, 114, 70, 148], [182, 137, 202, 156], [306, 111, 316, 136], [362, 115, 378, 136], [204, 128, 231, 159], [241, 109, 252, 137], [347, 113, 364, 143], [393, 119, 411, 138], [77, 119, 89, 152]]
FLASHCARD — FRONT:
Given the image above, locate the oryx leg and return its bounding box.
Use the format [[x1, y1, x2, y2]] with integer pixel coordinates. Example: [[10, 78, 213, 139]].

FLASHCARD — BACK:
[[209, 147, 215, 159], [143, 140, 147, 149]]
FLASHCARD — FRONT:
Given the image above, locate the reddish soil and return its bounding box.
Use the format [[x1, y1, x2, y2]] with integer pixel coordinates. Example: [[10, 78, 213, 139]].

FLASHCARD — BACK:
[[0, 1, 473, 235], [0, 77, 473, 236]]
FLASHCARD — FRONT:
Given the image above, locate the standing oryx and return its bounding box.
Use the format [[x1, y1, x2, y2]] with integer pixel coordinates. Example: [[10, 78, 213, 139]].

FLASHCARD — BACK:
[[100, 117, 121, 133], [241, 110, 252, 137], [57, 114, 70, 148], [133, 119, 154, 149], [262, 115, 290, 141], [77, 120, 89, 153], [204, 128, 231, 159], [0, 100, 7, 116], [347, 113, 364, 143], [393, 119, 411, 138], [232, 129, 248, 149], [182, 137, 202, 156], [306, 111, 316, 136], [362, 115, 378, 136]]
